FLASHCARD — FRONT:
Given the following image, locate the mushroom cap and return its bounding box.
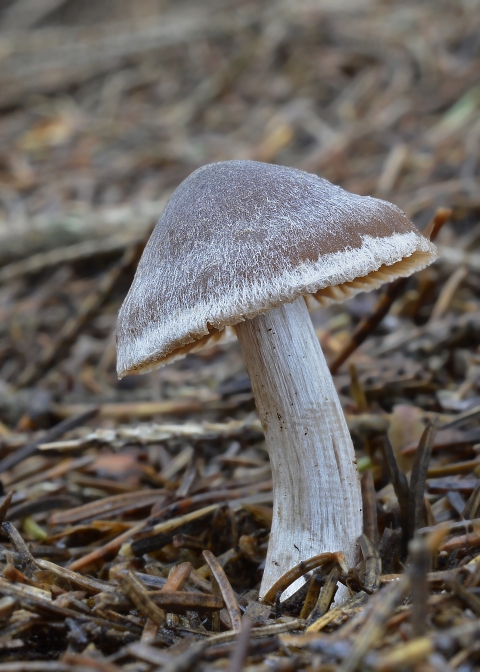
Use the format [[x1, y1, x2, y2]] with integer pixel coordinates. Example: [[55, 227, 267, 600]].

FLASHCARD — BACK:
[[117, 160, 437, 377]]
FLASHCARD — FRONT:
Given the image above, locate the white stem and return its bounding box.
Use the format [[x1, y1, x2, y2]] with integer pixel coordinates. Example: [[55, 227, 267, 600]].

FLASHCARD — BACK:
[[235, 296, 362, 600]]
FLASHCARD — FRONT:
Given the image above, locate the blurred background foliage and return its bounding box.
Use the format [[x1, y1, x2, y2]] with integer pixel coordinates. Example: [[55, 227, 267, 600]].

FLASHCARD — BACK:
[[0, 0, 478, 416]]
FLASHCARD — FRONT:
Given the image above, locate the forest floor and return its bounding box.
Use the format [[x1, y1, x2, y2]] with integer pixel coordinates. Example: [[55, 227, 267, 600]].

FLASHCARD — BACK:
[[0, 0, 479, 670]]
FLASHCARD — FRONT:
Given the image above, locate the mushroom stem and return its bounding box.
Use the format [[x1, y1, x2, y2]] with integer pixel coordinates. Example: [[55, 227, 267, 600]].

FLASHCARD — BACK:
[[234, 296, 362, 601]]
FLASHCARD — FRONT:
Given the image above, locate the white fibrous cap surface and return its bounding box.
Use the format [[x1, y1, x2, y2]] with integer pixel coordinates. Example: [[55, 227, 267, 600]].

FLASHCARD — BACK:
[[116, 160, 437, 376]]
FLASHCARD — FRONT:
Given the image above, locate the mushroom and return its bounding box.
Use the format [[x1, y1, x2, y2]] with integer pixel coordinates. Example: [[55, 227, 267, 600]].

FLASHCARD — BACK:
[[116, 160, 437, 601]]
